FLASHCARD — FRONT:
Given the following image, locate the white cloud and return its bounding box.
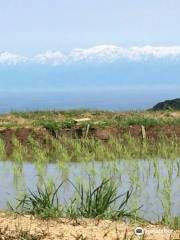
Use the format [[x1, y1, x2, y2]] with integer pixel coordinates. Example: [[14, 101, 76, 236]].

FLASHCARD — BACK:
[[0, 52, 27, 65], [2, 45, 180, 65]]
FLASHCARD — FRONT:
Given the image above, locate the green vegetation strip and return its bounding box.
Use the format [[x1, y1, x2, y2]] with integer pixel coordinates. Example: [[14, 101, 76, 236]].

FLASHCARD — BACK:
[[1, 109, 180, 129], [33, 116, 180, 130], [0, 135, 179, 162]]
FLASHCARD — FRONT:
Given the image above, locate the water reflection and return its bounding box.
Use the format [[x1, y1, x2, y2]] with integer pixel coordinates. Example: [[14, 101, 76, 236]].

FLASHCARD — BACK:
[[0, 159, 179, 221]]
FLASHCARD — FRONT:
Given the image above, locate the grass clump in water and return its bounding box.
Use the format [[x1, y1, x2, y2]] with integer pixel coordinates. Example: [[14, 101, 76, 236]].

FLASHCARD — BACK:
[[69, 178, 135, 220], [9, 182, 64, 219], [9, 179, 136, 221]]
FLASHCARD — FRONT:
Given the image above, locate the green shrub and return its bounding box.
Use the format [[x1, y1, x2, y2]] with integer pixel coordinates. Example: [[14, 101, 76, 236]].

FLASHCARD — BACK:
[[125, 118, 162, 127]]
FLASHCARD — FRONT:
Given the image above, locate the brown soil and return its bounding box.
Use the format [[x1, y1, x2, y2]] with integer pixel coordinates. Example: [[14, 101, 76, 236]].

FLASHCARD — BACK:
[[0, 128, 49, 155], [0, 213, 179, 240], [0, 125, 180, 142]]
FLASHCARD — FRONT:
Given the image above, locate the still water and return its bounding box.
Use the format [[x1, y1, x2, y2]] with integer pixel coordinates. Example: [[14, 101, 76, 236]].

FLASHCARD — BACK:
[[0, 90, 162, 113], [0, 159, 179, 221]]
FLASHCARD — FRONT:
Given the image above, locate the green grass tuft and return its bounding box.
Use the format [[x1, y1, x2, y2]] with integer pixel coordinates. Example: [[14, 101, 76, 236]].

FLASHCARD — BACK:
[[9, 182, 64, 219], [69, 178, 135, 219]]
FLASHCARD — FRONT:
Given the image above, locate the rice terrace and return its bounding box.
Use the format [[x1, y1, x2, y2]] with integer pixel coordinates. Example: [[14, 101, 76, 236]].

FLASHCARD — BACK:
[[0, 107, 179, 239], [1, 1, 180, 239]]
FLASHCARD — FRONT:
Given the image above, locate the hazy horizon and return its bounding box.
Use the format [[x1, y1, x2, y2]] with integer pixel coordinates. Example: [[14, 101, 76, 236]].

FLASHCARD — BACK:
[[0, 89, 179, 113], [0, 1, 179, 111]]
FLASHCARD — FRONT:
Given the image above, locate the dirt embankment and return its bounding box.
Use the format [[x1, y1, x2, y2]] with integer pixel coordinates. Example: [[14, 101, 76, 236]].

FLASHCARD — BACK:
[[0, 125, 180, 155], [1, 125, 180, 141], [0, 213, 179, 240]]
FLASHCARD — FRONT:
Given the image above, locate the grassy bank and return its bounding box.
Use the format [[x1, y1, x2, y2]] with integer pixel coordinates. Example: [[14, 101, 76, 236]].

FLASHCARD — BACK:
[[0, 109, 180, 130]]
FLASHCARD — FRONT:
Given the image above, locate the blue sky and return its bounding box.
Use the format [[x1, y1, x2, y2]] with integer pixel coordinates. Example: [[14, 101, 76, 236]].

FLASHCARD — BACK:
[[0, 1, 180, 110], [0, 0, 180, 54]]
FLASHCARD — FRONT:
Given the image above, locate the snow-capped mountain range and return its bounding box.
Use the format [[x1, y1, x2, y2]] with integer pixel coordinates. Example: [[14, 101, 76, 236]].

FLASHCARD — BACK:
[[1, 45, 180, 65]]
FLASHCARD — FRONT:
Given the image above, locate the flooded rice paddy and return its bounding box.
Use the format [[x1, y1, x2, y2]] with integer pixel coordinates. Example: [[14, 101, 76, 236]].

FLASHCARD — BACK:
[[0, 159, 179, 222]]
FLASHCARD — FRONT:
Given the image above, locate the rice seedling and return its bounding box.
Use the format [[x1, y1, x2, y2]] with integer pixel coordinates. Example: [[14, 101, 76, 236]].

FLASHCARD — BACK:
[[161, 216, 180, 230], [9, 137, 28, 187], [27, 137, 49, 180], [9, 181, 64, 219], [27, 137, 48, 163], [9, 178, 138, 221], [0, 130, 179, 162], [11, 137, 28, 163], [50, 139, 69, 162], [4, 157, 179, 232], [160, 177, 173, 227], [68, 178, 136, 220], [0, 138, 5, 160], [168, 217, 180, 230]]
